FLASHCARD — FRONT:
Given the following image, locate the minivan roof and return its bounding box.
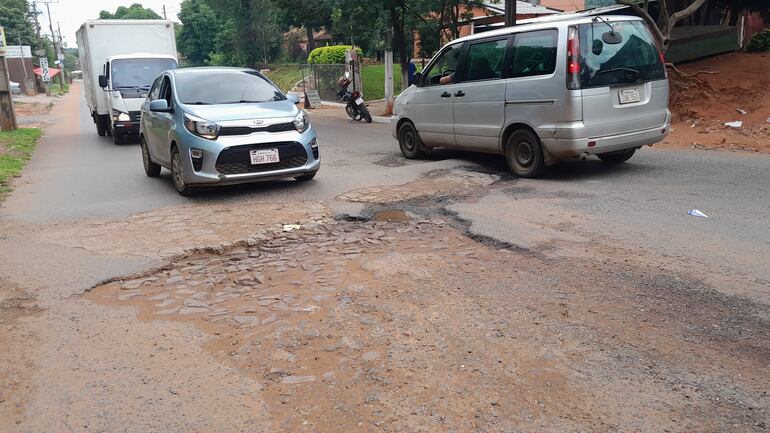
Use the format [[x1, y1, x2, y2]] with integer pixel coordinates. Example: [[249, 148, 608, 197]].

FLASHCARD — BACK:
[[450, 14, 643, 45]]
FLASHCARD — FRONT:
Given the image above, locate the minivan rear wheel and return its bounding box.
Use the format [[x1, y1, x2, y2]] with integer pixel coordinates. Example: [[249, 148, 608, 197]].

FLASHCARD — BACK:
[[398, 122, 427, 159], [505, 129, 544, 178], [597, 148, 636, 164]]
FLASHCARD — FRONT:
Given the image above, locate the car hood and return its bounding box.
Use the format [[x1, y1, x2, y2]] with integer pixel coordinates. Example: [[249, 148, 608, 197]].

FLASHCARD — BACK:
[[182, 100, 299, 122]]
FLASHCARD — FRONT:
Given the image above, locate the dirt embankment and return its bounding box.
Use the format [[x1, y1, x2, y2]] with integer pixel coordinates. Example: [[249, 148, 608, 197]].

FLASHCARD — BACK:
[[662, 52, 770, 153]]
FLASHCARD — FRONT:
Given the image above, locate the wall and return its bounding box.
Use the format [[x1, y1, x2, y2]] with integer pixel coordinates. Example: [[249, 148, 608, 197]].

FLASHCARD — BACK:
[[6, 58, 36, 94]]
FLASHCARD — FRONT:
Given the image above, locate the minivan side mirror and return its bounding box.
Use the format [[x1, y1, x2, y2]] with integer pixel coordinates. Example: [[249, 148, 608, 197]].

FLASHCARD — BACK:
[[149, 99, 172, 113], [286, 93, 300, 104], [98, 75, 108, 88], [412, 72, 422, 87]]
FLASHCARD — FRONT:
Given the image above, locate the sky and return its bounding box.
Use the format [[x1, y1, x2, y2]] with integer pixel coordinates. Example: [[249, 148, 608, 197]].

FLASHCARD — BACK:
[[38, 0, 183, 49]]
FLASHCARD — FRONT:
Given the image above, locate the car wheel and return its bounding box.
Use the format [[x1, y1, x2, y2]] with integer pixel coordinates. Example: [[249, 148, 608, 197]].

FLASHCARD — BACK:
[[597, 148, 636, 164], [398, 121, 427, 159], [295, 172, 317, 181], [170, 146, 194, 196], [141, 136, 161, 177], [505, 129, 544, 178]]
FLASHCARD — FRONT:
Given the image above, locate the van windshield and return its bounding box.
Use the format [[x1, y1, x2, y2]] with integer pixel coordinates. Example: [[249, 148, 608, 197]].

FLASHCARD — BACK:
[[578, 20, 665, 89], [111, 58, 178, 89]]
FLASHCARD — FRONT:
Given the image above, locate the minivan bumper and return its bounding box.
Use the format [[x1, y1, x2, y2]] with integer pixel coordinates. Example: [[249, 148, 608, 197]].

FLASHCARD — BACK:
[[542, 110, 670, 160]]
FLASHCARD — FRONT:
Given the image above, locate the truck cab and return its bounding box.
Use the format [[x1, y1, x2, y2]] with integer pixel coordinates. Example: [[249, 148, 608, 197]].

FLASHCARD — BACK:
[[97, 54, 178, 143]]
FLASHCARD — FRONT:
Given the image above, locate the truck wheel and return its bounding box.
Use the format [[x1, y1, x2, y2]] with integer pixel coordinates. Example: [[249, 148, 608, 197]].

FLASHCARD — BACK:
[[597, 148, 636, 164], [96, 116, 107, 136], [141, 136, 161, 177], [170, 146, 194, 196], [505, 129, 544, 178]]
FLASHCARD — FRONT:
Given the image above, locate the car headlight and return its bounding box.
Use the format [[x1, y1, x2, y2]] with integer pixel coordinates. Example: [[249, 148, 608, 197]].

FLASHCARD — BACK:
[[184, 114, 220, 140], [112, 110, 130, 122], [293, 111, 309, 133]]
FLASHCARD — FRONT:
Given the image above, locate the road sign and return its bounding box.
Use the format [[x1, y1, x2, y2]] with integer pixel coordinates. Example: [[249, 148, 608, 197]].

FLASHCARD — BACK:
[[0, 27, 6, 56], [40, 57, 51, 82]]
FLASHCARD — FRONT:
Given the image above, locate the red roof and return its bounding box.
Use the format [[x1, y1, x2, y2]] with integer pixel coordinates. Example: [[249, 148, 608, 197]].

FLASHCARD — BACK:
[[33, 67, 61, 78]]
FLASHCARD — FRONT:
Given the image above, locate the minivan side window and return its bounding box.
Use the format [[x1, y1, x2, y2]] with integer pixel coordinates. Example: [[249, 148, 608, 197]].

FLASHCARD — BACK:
[[509, 29, 558, 78], [424, 44, 463, 86], [463, 39, 507, 82]]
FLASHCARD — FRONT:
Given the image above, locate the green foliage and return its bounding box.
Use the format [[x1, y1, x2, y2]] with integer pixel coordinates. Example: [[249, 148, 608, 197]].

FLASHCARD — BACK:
[[307, 45, 362, 64], [0, 128, 42, 199], [362, 64, 402, 100], [99, 3, 162, 19], [177, 0, 219, 65], [746, 29, 770, 52], [265, 65, 304, 91]]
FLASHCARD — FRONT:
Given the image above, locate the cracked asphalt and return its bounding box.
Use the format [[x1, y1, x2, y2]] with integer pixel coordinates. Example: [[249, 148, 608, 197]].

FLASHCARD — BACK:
[[1, 81, 768, 432]]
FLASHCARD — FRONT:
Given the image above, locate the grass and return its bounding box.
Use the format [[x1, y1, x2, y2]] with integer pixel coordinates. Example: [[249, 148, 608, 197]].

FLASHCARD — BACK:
[[50, 82, 70, 96], [0, 128, 43, 199], [265, 65, 305, 92], [267, 63, 423, 100]]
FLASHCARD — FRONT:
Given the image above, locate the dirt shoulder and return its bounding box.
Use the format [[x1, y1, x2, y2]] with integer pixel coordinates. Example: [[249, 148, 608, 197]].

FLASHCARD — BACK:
[[662, 52, 770, 153]]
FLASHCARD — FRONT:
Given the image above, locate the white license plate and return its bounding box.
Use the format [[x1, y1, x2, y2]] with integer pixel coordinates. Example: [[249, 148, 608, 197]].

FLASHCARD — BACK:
[[618, 88, 640, 104], [250, 148, 280, 165], [355, 97, 364, 105]]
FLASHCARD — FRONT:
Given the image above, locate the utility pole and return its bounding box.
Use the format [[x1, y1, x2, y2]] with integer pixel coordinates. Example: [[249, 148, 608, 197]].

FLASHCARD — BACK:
[[505, 0, 517, 26], [32, 1, 41, 39], [163, 4, 167, 19], [384, 28, 394, 115], [0, 27, 19, 131], [57, 22, 65, 90], [42, 2, 63, 91]]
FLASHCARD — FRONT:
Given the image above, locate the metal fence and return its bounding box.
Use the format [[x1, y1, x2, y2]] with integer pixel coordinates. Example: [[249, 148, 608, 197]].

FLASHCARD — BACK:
[[298, 62, 360, 103]]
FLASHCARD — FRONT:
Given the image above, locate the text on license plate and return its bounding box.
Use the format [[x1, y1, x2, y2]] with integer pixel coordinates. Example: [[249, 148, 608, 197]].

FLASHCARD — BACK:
[[618, 89, 640, 104], [250, 148, 280, 165], [355, 97, 364, 105]]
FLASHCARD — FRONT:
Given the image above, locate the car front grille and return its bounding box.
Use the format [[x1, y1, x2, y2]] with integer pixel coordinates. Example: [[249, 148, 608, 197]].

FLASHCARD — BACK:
[[129, 111, 141, 122], [219, 122, 296, 136], [215, 141, 308, 175]]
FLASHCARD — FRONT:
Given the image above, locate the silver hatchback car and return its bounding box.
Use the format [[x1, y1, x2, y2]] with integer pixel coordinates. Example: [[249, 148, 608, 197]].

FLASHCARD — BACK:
[[140, 67, 319, 195], [393, 14, 670, 177]]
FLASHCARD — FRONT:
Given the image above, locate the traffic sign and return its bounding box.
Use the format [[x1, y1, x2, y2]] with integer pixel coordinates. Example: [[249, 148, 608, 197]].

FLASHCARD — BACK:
[[40, 57, 51, 82]]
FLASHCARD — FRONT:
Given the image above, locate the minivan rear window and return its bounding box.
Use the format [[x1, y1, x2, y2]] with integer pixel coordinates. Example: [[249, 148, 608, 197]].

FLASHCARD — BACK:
[[578, 20, 665, 89]]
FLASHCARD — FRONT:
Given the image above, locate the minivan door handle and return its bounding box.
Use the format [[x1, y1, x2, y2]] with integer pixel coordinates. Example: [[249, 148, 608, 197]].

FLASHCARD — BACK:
[[454, 90, 465, 97], [440, 91, 451, 98]]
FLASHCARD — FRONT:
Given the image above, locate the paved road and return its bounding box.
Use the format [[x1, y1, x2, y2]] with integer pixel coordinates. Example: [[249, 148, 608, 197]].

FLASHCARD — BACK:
[[3, 81, 770, 433], [4, 82, 769, 299]]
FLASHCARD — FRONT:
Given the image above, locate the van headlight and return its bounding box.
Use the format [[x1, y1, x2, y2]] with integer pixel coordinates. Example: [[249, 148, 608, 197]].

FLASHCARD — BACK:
[[293, 111, 309, 133], [112, 110, 130, 122], [184, 114, 220, 140]]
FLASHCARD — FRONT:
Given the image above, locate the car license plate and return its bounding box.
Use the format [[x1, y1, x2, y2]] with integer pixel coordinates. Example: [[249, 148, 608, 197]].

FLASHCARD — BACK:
[[355, 97, 364, 106], [250, 148, 280, 165], [618, 88, 640, 104]]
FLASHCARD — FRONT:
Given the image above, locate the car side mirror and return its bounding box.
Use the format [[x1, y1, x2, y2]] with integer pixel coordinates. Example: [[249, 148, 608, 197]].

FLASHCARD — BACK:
[[98, 75, 108, 88], [287, 93, 300, 104], [149, 99, 172, 113], [413, 72, 422, 87]]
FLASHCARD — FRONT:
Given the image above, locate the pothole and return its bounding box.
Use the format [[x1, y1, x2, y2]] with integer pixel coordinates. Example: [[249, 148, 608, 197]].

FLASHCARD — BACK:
[[372, 209, 412, 222]]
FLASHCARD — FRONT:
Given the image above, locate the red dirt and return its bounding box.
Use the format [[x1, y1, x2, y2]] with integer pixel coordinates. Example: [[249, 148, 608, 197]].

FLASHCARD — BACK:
[[661, 52, 770, 153]]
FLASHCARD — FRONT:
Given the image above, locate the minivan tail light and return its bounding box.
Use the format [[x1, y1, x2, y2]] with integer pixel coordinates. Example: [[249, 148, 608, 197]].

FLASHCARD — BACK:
[[567, 25, 581, 90], [659, 49, 668, 78]]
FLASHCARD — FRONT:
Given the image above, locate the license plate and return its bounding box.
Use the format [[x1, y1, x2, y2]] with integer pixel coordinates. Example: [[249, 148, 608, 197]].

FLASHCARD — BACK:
[[250, 148, 280, 165], [618, 88, 640, 104], [355, 97, 364, 106]]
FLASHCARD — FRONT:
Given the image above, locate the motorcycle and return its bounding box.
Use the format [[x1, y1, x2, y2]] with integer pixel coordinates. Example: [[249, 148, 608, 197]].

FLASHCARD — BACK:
[[339, 72, 372, 124]]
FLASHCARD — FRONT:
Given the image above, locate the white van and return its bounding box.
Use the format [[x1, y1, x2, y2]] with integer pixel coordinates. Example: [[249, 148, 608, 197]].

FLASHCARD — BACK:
[[393, 14, 670, 177]]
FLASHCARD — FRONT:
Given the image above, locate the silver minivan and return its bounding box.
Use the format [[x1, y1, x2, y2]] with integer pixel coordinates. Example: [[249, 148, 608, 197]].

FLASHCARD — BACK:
[[392, 14, 670, 177]]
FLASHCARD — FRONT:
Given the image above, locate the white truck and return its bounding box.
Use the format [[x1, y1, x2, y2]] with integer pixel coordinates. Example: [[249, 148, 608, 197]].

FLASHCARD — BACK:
[[76, 20, 178, 144]]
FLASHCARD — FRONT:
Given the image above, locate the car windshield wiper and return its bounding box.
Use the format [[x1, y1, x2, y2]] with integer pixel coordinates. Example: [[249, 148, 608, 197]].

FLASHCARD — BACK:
[[221, 100, 270, 104], [184, 101, 212, 105], [114, 85, 144, 90], [595, 67, 640, 78]]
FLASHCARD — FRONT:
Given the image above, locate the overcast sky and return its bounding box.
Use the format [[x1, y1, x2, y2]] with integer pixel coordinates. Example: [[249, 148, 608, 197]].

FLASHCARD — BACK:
[[39, 0, 183, 49]]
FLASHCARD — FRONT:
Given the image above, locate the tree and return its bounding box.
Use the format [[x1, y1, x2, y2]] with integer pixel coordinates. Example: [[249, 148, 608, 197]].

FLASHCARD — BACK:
[[0, 0, 38, 46], [273, 0, 331, 53], [99, 3, 162, 19], [177, 0, 219, 65], [615, 0, 707, 51]]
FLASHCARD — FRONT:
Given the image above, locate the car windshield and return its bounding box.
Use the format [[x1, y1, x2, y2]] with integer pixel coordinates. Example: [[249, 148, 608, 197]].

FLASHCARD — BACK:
[[578, 20, 665, 88], [111, 58, 178, 89], [174, 70, 286, 105]]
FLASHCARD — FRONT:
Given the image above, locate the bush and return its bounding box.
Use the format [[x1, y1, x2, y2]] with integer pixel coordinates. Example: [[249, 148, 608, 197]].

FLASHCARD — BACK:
[[307, 45, 363, 64], [746, 29, 770, 52]]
